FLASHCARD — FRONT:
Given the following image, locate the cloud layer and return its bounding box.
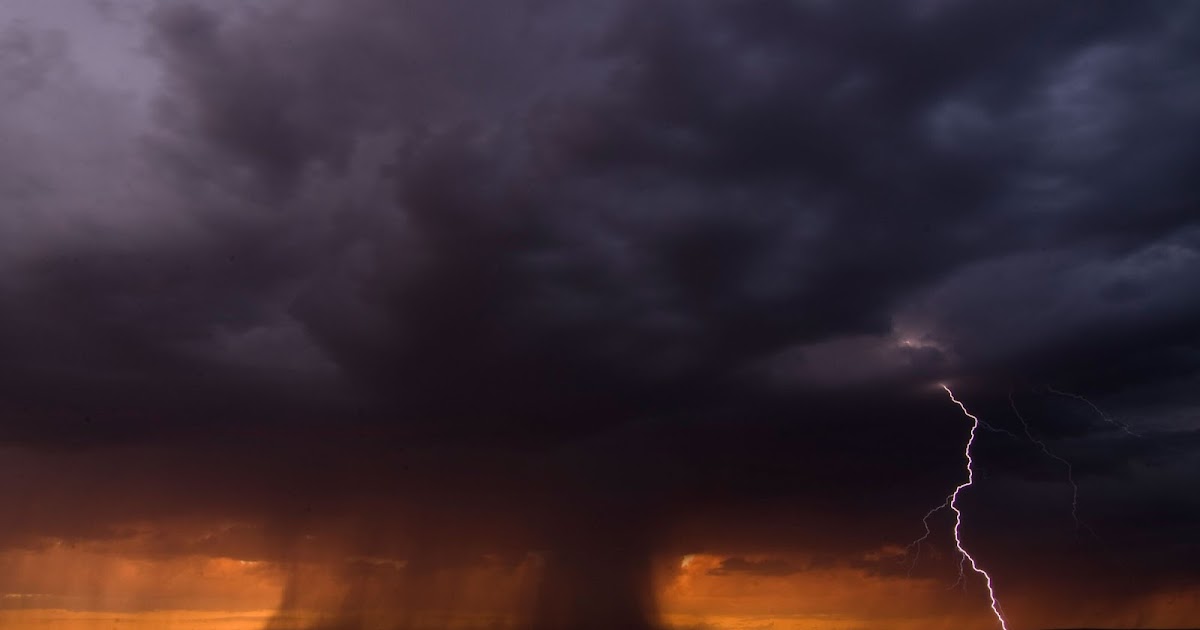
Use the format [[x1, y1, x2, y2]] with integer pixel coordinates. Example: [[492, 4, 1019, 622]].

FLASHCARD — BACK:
[[1, 1, 1198, 628]]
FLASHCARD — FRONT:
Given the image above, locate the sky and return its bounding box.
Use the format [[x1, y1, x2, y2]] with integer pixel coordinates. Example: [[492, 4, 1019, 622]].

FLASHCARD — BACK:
[[0, 1, 1198, 629]]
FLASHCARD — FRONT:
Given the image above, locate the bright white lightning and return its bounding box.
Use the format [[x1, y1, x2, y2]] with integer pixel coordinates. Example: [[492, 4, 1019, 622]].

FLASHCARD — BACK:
[[909, 386, 1010, 629], [905, 384, 1140, 628], [942, 385, 1009, 629]]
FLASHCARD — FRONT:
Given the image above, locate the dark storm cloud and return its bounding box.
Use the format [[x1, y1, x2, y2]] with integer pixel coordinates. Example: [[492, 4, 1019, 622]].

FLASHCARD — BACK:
[[2, 0, 1200, 626], [6, 0, 1198, 438]]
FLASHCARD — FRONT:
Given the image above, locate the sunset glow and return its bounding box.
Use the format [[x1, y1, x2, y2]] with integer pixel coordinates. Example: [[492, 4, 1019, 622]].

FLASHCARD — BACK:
[[2, 541, 1199, 629]]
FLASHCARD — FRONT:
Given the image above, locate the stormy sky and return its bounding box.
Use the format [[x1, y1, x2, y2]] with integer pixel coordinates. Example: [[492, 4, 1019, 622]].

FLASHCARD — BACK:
[[1, 1, 1198, 629]]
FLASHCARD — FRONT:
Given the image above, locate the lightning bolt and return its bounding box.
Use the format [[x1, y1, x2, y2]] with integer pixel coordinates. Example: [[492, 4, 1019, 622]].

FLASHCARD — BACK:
[[1045, 386, 1139, 437], [905, 495, 950, 577], [910, 386, 1009, 629], [904, 385, 1139, 627], [977, 418, 1019, 439], [907, 400, 1017, 577], [1008, 391, 1096, 538]]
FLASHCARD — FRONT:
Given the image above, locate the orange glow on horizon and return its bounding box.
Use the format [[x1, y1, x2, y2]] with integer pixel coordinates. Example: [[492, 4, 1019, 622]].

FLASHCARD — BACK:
[[656, 552, 998, 630], [0, 540, 1197, 629]]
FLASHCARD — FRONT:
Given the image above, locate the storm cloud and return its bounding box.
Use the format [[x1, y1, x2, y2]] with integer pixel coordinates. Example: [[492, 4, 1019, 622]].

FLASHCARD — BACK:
[[1, 1, 1198, 628]]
